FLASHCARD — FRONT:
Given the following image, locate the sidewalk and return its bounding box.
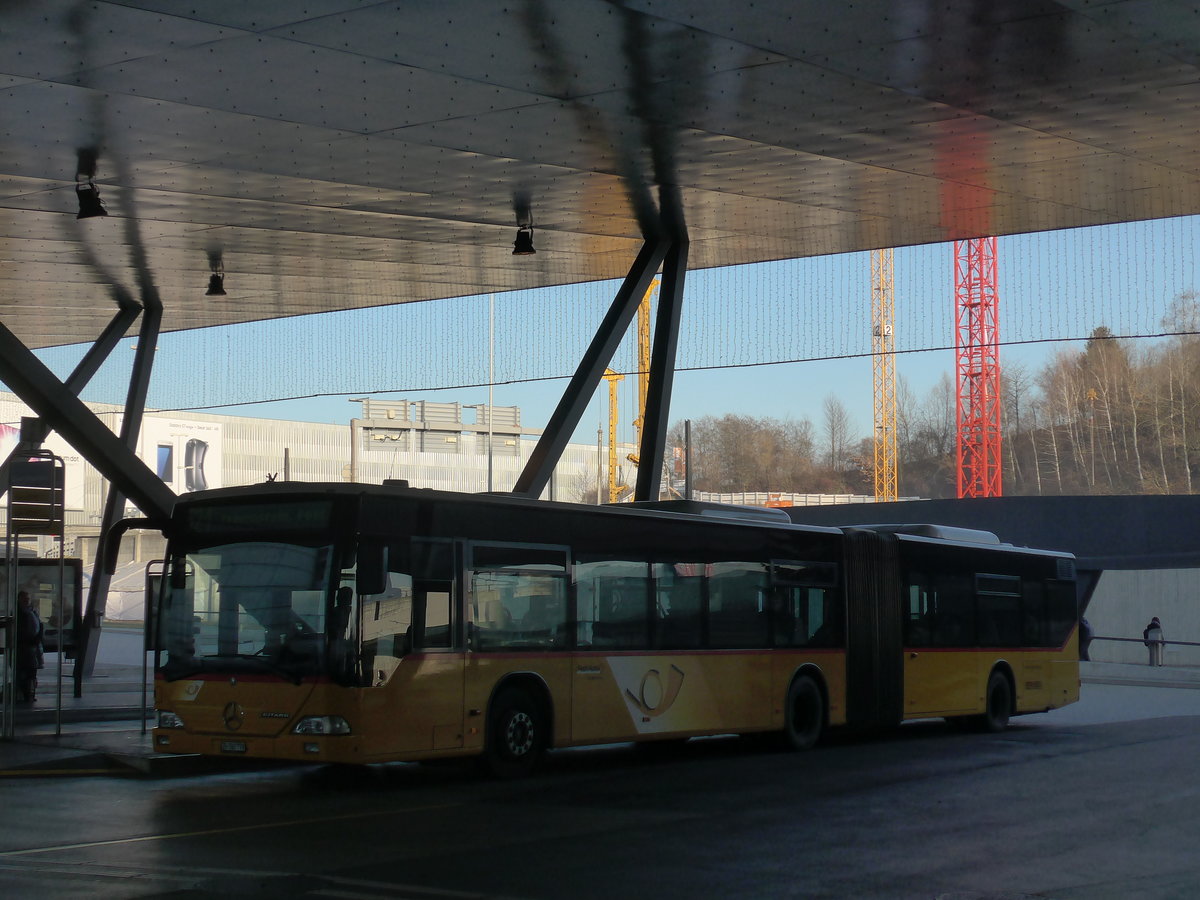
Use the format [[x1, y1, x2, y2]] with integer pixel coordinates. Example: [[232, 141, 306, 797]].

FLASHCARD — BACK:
[[1081, 659, 1200, 689], [0, 658, 182, 777]]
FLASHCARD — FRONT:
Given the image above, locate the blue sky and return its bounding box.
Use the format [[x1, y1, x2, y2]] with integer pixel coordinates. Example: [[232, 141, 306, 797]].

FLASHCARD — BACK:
[[31, 215, 1200, 448]]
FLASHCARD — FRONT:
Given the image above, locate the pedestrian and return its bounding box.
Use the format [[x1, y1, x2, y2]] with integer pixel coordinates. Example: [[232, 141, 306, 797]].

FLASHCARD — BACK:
[[1079, 617, 1094, 662], [15, 590, 43, 702], [1143, 616, 1165, 667]]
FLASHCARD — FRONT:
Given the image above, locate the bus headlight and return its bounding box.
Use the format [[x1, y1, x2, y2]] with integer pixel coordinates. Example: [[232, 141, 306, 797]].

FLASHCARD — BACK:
[[292, 715, 351, 736], [157, 710, 186, 729]]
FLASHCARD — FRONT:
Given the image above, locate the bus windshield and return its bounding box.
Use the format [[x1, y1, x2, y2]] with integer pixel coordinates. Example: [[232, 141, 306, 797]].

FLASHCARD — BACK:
[[159, 539, 342, 682]]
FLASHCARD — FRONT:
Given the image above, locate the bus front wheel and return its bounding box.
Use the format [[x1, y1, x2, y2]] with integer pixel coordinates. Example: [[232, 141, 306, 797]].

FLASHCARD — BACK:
[[783, 675, 824, 751], [483, 687, 546, 778], [979, 670, 1012, 733]]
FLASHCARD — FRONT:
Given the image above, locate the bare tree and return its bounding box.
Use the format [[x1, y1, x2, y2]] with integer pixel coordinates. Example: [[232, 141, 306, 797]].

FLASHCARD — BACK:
[[667, 414, 824, 493], [822, 394, 853, 472]]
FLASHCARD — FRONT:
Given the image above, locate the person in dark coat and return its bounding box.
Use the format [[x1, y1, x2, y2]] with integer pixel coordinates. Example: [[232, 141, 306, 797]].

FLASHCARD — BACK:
[[1143, 616, 1165, 667], [15, 590, 43, 702]]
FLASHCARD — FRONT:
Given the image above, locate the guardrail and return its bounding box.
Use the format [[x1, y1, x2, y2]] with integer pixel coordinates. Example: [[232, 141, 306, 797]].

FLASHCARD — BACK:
[[1091, 636, 1200, 648], [1088, 634, 1200, 666]]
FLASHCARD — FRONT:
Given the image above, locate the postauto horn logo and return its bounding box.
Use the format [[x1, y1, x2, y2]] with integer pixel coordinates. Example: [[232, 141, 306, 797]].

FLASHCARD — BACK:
[[625, 664, 685, 718]]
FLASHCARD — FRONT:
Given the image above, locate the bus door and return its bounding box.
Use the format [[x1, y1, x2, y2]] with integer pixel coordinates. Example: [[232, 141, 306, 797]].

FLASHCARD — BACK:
[[843, 530, 904, 728], [902, 570, 980, 717], [359, 538, 465, 754]]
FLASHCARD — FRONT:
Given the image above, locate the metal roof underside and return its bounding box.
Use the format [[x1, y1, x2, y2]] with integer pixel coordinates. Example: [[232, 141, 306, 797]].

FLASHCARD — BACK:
[[3, 0, 1200, 349]]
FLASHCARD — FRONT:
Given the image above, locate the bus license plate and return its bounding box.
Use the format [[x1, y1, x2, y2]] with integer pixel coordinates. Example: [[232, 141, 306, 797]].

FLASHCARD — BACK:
[[220, 740, 247, 753]]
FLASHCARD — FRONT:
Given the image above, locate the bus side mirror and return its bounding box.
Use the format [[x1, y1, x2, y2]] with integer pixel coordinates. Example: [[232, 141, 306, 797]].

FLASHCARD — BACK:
[[356, 542, 387, 595]]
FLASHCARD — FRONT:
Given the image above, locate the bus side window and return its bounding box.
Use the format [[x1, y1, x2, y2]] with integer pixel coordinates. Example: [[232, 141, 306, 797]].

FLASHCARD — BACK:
[[976, 574, 1022, 647], [708, 563, 769, 649], [905, 576, 933, 647], [577, 560, 650, 650], [771, 585, 837, 648], [1022, 579, 1046, 646], [422, 589, 452, 648], [931, 573, 974, 647], [471, 544, 568, 651], [808, 587, 840, 646], [1045, 580, 1077, 647], [655, 563, 702, 649]]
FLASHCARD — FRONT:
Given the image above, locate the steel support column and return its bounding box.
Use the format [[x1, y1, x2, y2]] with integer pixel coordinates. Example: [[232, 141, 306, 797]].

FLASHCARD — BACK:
[[0, 324, 175, 521], [513, 238, 669, 498], [634, 238, 688, 501], [0, 300, 141, 490], [78, 290, 164, 676]]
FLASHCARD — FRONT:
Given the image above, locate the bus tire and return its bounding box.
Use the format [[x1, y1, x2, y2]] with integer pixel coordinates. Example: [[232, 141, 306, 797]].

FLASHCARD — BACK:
[[483, 687, 546, 778], [980, 669, 1012, 733], [783, 675, 824, 751]]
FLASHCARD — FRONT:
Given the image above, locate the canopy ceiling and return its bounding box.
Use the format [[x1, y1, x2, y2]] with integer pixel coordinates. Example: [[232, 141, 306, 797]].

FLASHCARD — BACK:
[[3, 0, 1199, 349]]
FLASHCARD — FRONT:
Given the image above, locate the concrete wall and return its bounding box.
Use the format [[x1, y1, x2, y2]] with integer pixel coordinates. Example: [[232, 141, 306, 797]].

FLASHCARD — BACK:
[[1085, 569, 1200, 666]]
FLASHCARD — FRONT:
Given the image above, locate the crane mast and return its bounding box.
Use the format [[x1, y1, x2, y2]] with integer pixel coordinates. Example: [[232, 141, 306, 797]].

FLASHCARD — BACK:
[[603, 368, 625, 503], [602, 277, 659, 503], [628, 277, 659, 469], [954, 237, 1002, 498], [871, 248, 898, 502]]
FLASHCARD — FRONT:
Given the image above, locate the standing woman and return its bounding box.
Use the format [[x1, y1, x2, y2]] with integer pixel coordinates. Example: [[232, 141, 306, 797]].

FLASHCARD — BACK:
[[1143, 616, 1165, 667], [15, 590, 42, 702]]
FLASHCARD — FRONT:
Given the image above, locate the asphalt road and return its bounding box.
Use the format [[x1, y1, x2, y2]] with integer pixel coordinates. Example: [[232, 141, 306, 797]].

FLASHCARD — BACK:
[[2, 681, 1199, 900]]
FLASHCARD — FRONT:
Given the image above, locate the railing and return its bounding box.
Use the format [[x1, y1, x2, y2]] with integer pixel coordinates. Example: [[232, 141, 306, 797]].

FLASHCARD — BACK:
[[1087, 634, 1200, 666], [1091, 636, 1200, 648]]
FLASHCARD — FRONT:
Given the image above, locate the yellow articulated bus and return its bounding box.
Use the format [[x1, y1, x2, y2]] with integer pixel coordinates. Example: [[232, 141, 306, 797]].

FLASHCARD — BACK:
[[151, 483, 1080, 775]]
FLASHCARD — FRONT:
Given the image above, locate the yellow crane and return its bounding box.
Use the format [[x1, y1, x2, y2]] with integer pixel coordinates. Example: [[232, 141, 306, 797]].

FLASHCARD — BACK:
[[872, 248, 898, 502], [603, 368, 625, 502], [597, 278, 661, 503], [627, 277, 659, 469], [602, 278, 660, 503]]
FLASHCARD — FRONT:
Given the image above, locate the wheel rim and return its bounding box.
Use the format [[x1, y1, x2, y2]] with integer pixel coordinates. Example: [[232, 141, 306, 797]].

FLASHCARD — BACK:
[[505, 710, 534, 757]]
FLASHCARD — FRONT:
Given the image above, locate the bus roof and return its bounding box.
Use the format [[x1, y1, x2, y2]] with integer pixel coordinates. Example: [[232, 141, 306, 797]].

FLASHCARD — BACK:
[[170, 482, 844, 535], [847, 524, 1005, 544]]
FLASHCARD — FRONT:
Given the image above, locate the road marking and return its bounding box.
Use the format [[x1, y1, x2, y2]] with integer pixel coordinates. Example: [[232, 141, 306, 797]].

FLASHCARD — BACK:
[[0, 803, 456, 858], [317, 875, 499, 897], [0, 768, 116, 777], [0, 859, 528, 899]]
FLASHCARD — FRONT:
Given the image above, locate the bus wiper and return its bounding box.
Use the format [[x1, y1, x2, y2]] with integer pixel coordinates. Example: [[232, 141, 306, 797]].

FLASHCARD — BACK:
[[232, 654, 305, 685]]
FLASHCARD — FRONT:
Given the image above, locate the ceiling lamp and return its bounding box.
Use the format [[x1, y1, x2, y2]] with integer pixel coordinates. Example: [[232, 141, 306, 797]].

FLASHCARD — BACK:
[[206, 252, 227, 296], [512, 224, 535, 256], [74, 147, 107, 219], [75, 178, 107, 219], [205, 273, 226, 296]]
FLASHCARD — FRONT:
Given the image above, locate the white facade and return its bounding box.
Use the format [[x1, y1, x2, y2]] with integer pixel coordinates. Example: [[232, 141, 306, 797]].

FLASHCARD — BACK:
[[1, 392, 608, 549], [1, 392, 922, 621]]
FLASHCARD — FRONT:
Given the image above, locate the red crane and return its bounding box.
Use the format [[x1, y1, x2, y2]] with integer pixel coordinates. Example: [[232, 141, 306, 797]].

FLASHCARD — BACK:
[[954, 237, 1002, 498]]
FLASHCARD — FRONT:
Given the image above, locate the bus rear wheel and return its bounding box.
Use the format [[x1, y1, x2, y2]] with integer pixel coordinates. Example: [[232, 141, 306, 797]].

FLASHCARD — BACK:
[[783, 675, 824, 751], [979, 670, 1012, 733], [483, 687, 546, 778]]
